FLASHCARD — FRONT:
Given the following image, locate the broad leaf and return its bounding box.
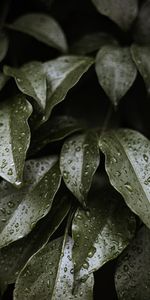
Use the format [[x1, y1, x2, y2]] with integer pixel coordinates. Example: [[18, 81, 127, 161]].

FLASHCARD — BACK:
[[131, 45, 150, 96], [0, 156, 61, 248], [0, 94, 32, 185], [60, 132, 100, 205], [0, 194, 70, 291], [92, 0, 138, 31], [95, 45, 137, 106], [42, 56, 94, 123], [115, 226, 150, 300], [14, 235, 94, 300], [4, 62, 47, 111], [99, 129, 150, 229], [0, 31, 9, 62], [0, 72, 8, 91], [8, 13, 68, 53], [72, 187, 136, 282]]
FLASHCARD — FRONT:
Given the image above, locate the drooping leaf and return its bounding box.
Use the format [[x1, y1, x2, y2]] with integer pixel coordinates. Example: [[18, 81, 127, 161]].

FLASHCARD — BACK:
[[0, 31, 9, 62], [0, 72, 8, 91], [0, 94, 32, 185], [131, 44, 150, 96], [14, 235, 94, 300], [133, 0, 150, 44], [91, 0, 138, 31], [42, 56, 94, 123], [0, 194, 70, 292], [29, 115, 84, 156], [72, 187, 136, 282], [4, 62, 47, 111], [115, 226, 150, 300], [8, 13, 68, 53], [60, 131, 100, 206], [99, 129, 150, 229], [0, 156, 61, 248], [95, 45, 137, 106]]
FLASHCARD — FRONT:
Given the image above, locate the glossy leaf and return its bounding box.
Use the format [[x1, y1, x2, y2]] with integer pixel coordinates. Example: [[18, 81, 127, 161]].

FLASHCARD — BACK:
[[72, 188, 136, 281], [0, 194, 70, 291], [99, 129, 150, 229], [0, 94, 32, 185], [131, 44, 150, 95], [4, 62, 47, 111], [60, 132, 100, 205], [8, 13, 68, 53], [0, 31, 9, 62], [95, 45, 137, 106], [115, 226, 150, 300], [42, 56, 94, 122], [91, 0, 138, 31], [0, 156, 61, 248], [14, 235, 94, 300]]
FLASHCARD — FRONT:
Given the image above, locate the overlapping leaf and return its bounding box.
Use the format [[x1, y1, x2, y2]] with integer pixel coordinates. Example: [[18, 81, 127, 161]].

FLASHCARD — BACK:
[[72, 187, 136, 282], [0, 94, 32, 185], [91, 0, 138, 31], [60, 132, 100, 205], [0, 156, 61, 248], [115, 226, 150, 300], [99, 129, 150, 229], [14, 235, 94, 300], [133, 0, 150, 44], [8, 13, 68, 53], [0, 31, 9, 62], [95, 45, 137, 106]]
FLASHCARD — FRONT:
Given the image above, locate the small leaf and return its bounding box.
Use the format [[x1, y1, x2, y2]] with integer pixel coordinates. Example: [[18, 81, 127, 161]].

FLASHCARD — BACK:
[[131, 44, 150, 96], [91, 0, 138, 31], [60, 131, 100, 205], [42, 56, 94, 123], [8, 13, 68, 53], [72, 187, 136, 281], [0, 94, 32, 185], [115, 226, 150, 300], [99, 129, 150, 229], [4, 62, 47, 111], [0, 31, 9, 62], [0, 194, 70, 291], [95, 45, 137, 106], [14, 235, 94, 300], [0, 156, 61, 248]]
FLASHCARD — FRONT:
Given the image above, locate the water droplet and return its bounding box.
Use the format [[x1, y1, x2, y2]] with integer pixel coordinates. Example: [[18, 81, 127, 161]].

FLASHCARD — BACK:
[[124, 183, 133, 193], [7, 168, 13, 176], [63, 171, 68, 179], [143, 154, 149, 162]]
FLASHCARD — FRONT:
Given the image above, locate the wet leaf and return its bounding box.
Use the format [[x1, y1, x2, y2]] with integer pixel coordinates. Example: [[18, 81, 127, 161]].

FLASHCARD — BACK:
[[0, 31, 9, 62], [4, 62, 47, 111], [91, 0, 138, 31], [131, 44, 150, 96], [115, 226, 150, 300], [0, 194, 70, 292], [0, 94, 32, 185], [95, 45, 137, 106], [99, 129, 150, 229], [0, 156, 61, 248], [42, 56, 94, 123], [72, 188, 136, 282], [60, 131, 100, 205], [14, 235, 94, 299], [8, 13, 68, 53]]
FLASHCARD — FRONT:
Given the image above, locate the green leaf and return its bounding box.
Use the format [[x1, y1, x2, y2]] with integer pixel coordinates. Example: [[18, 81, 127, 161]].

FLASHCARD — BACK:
[[115, 226, 150, 300], [0, 94, 32, 185], [91, 0, 138, 31], [0, 156, 61, 248], [42, 56, 94, 123], [8, 13, 68, 53], [0, 72, 8, 91], [95, 45, 137, 106], [131, 44, 150, 96], [4, 62, 47, 111], [0, 31, 9, 62], [99, 129, 150, 229], [60, 131, 100, 205], [0, 194, 70, 291], [14, 235, 94, 300], [72, 187, 136, 282]]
